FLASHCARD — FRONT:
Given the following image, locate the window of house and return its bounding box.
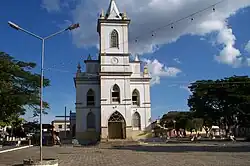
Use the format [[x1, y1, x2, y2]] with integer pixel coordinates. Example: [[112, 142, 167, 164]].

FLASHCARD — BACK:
[[132, 112, 141, 130], [110, 29, 119, 48], [87, 89, 95, 106], [112, 84, 120, 103], [58, 125, 62, 129], [67, 125, 70, 129], [132, 89, 140, 106], [87, 112, 96, 129]]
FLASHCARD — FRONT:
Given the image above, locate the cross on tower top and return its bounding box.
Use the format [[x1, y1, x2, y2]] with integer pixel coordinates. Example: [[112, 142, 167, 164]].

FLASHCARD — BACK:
[[87, 54, 92, 60], [106, 0, 121, 19]]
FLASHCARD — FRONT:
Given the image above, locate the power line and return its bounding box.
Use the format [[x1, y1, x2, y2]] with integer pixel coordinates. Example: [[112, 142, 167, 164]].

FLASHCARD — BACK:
[[167, 80, 250, 85], [45, 67, 75, 74], [42, 66, 250, 86], [101, 0, 226, 53], [39, 0, 226, 72]]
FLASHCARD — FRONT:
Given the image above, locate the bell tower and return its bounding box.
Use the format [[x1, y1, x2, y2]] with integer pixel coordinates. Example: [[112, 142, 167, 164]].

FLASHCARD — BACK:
[[97, 0, 131, 73]]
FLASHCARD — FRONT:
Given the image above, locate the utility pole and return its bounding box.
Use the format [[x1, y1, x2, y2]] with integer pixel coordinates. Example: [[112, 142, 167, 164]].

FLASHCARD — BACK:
[[8, 21, 80, 162], [64, 107, 67, 138], [55, 106, 70, 139]]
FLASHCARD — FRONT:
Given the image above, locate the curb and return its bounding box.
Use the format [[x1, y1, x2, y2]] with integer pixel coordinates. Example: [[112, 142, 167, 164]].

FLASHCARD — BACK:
[[0, 145, 33, 154], [138, 141, 218, 147]]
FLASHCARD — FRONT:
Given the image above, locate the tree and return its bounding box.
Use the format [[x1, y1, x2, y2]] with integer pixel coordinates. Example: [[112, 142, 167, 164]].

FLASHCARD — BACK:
[[160, 111, 194, 130], [188, 76, 250, 130], [0, 52, 50, 126], [192, 118, 204, 132]]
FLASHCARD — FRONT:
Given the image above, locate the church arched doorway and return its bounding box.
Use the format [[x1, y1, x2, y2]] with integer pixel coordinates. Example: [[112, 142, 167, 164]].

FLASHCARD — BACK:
[[108, 111, 126, 139]]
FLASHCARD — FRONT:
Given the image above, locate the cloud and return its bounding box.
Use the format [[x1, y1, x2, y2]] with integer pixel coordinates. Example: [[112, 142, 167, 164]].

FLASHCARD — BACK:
[[180, 85, 192, 95], [41, 0, 61, 12], [245, 40, 250, 53], [173, 58, 181, 64], [41, 0, 76, 12], [142, 58, 182, 85], [41, 0, 250, 67], [214, 26, 242, 67], [57, 0, 250, 67]]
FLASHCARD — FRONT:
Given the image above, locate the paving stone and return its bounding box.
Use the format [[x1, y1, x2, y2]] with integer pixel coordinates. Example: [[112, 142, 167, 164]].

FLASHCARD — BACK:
[[0, 142, 250, 166]]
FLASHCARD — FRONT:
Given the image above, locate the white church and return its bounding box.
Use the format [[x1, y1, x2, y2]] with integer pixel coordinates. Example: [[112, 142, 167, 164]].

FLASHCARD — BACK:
[[74, 0, 151, 143]]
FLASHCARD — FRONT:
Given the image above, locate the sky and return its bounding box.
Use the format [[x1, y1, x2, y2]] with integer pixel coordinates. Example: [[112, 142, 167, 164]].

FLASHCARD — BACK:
[[1, 0, 250, 123]]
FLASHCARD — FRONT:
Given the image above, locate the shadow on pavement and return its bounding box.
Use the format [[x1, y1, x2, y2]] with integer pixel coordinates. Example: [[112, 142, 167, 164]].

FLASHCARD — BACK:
[[110, 145, 250, 153]]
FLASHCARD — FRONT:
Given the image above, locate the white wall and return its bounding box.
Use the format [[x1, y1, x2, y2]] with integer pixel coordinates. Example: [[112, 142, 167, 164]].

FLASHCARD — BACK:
[[76, 81, 101, 133], [100, 64, 131, 73], [75, 5, 151, 135], [76, 108, 100, 132], [76, 75, 151, 132], [130, 63, 141, 78], [100, 76, 131, 104], [100, 55, 129, 65], [100, 23, 129, 54], [86, 62, 100, 73], [130, 82, 151, 129], [76, 82, 100, 107]]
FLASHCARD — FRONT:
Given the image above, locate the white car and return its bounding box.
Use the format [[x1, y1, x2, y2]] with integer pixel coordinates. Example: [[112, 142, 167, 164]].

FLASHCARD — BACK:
[[26, 133, 35, 137]]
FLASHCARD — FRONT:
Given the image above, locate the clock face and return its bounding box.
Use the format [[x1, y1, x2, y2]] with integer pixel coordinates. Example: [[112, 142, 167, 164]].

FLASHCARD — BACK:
[[111, 57, 119, 64]]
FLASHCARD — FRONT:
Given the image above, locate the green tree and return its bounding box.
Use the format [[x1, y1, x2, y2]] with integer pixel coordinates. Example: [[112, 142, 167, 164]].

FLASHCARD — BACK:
[[192, 118, 204, 132], [160, 111, 193, 130], [188, 76, 250, 130], [0, 52, 50, 126]]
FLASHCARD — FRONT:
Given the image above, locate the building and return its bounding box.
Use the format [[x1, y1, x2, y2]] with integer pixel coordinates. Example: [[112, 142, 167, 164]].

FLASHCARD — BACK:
[[74, 0, 151, 143], [51, 120, 70, 138]]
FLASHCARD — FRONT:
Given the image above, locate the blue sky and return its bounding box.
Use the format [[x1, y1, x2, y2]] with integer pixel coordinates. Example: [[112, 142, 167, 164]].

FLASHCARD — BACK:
[[1, 0, 250, 123]]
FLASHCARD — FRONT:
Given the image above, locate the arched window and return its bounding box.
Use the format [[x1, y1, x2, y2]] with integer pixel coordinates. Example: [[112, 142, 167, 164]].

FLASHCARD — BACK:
[[110, 29, 119, 48], [112, 84, 120, 103], [87, 112, 96, 129], [132, 89, 140, 106], [87, 89, 95, 106], [132, 112, 141, 130]]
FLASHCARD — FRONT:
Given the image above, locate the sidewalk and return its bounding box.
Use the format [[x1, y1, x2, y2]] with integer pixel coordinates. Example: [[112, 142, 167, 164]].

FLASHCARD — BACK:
[[0, 145, 33, 154], [139, 137, 248, 144]]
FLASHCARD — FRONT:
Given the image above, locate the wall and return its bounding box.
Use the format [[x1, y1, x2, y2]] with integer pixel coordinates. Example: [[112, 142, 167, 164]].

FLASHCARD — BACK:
[[75, 79, 101, 138], [100, 76, 151, 132], [53, 121, 70, 132], [100, 23, 129, 54], [100, 75, 131, 125], [86, 61, 100, 73], [130, 82, 151, 130], [130, 62, 141, 78]]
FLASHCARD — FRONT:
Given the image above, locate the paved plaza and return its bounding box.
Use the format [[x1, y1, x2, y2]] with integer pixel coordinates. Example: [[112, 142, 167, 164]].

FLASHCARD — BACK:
[[0, 142, 250, 166]]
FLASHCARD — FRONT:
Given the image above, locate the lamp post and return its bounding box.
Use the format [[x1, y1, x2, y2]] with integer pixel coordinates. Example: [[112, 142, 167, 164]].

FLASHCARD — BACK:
[[8, 21, 80, 162], [172, 120, 176, 136], [173, 120, 176, 129]]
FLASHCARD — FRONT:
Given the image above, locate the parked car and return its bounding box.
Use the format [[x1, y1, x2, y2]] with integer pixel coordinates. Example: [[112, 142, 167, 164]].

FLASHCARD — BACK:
[[26, 133, 35, 137]]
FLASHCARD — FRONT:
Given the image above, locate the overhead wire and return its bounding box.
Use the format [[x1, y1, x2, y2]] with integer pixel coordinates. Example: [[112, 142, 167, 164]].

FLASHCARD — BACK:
[[41, 66, 250, 86], [42, 0, 225, 71], [43, 0, 226, 76], [100, 0, 226, 53], [37, 0, 235, 87]]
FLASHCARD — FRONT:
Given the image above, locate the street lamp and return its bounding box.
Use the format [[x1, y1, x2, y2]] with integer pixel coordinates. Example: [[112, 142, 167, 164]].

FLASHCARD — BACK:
[[8, 21, 79, 162], [172, 120, 176, 129]]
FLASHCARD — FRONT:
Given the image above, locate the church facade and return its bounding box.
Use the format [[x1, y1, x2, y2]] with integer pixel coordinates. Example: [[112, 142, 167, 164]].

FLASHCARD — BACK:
[[74, 0, 151, 142]]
